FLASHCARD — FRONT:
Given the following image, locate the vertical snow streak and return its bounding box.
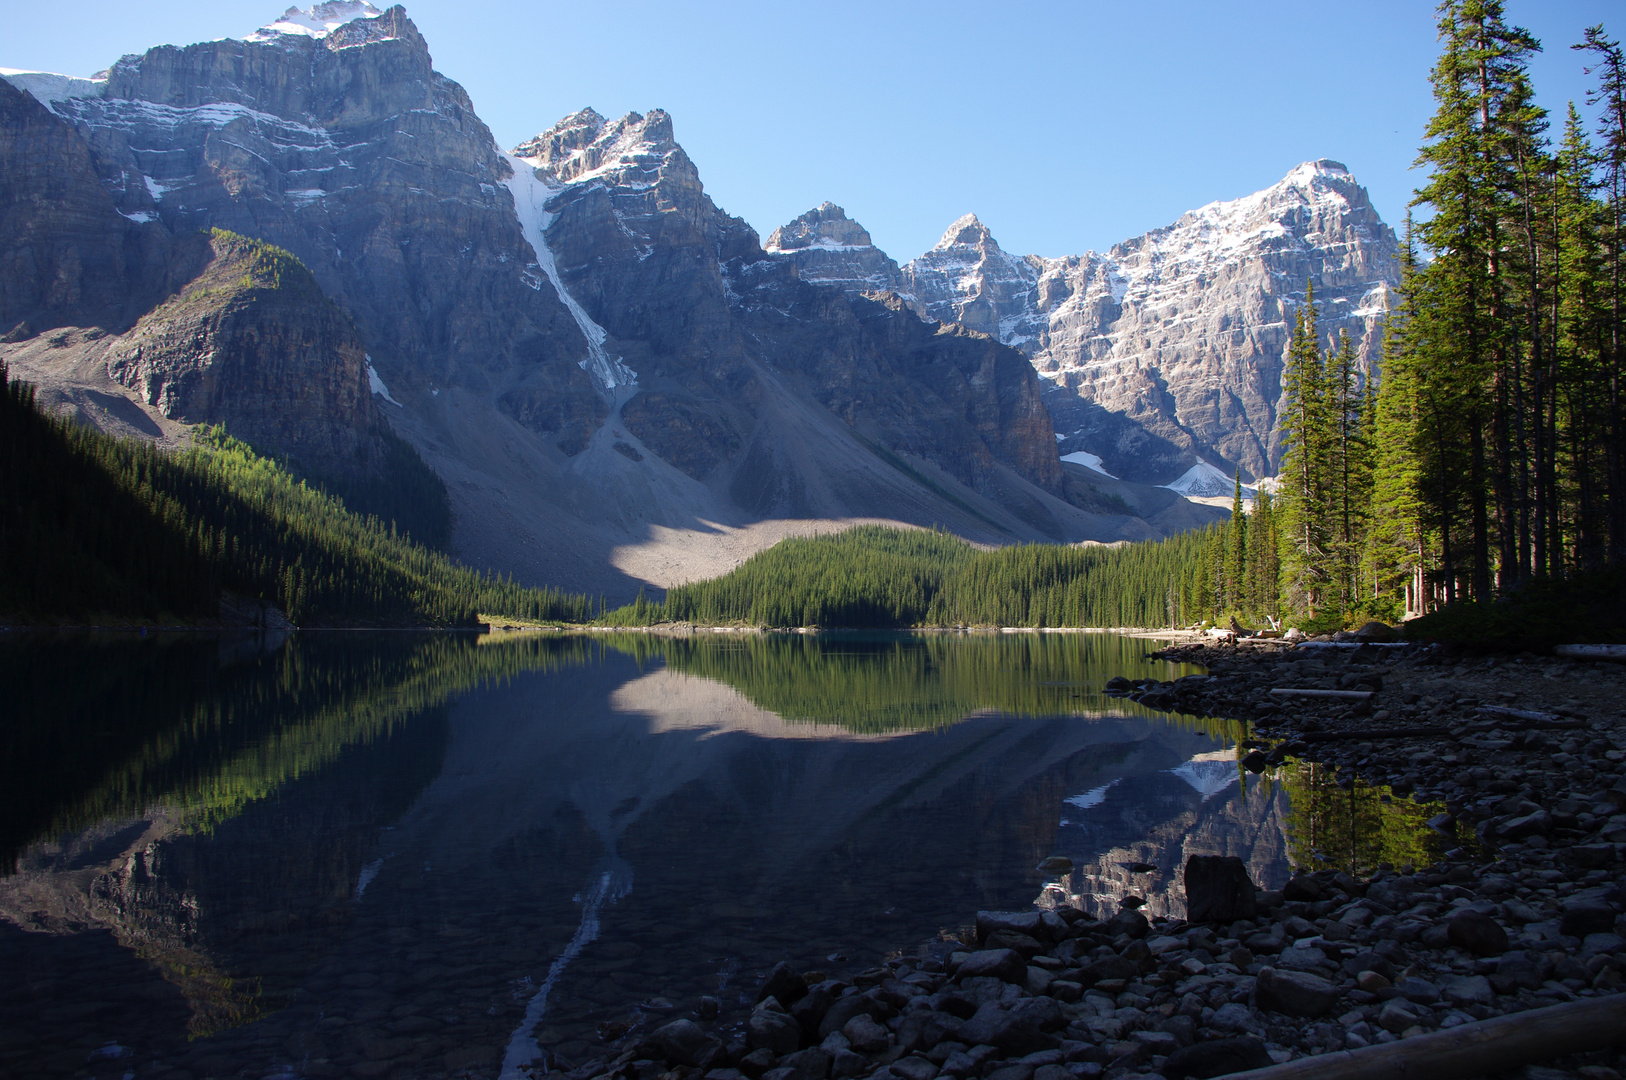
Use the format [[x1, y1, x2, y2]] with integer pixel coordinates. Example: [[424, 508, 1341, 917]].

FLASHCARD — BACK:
[[501, 153, 636, 392], [498, 866, 631, 1080]]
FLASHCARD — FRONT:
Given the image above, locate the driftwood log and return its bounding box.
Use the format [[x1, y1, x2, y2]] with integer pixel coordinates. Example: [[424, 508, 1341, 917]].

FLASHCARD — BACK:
[[1300, 727, 1451, 742], [1220, 992, 1626, 1080], [1555, 643, 1626, 661], [1269, 688, 1374, 700]]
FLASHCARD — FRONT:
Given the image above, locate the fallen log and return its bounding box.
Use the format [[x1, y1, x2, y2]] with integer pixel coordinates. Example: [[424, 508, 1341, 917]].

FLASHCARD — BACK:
[[1475, 706, 1584, 728], [1555, 643, 1626, 661], [1219, 992, 1626, 1080], [1269, 688, 1374, 700], [1299, 727, 1450, 742], [1293, 641, 1411, 649]]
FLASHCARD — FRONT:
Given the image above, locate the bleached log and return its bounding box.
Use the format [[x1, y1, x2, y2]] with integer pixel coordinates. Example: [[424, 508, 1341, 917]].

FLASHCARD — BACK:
[[1555, 643, 1626, 661], [1268, 688, 1374, 700], [1476, 705, 1570, 724], [1219, 993, 1626, 1080]]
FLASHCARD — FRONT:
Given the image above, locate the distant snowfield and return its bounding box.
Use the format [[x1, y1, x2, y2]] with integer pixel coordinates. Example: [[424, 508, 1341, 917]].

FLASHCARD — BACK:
[[1060, 450, 1116, 478], [1155, 461, 1281, 513], [246, 1, 382, 40], [1160, 460, 1248, 499]]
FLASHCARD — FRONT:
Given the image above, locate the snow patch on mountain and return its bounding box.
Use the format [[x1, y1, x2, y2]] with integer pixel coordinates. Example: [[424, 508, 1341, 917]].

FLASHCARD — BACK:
[[1060, 450, 1116, 478], [1160, 461, 1248, 499], [366, 358, 402, 406], [247, 1, 382, 41], [502, 152, 636, 393], [0, 68, 106, 110]]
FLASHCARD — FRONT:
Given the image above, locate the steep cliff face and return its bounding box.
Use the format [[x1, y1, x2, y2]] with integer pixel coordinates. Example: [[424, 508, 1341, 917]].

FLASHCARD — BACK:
[[22, 3, 599, 451], [778, 162, 1401, 485], [514, 107, 1069, 507], [1025, 161, 1399, 483], [105, 230, 375, 468], [901, 214, 1042, 343], [0, 78, 174, 336]]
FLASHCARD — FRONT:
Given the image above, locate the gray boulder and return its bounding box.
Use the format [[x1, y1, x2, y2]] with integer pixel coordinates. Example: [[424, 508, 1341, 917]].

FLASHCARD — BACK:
[[954, 949, 1028, 984], [1254, 968, 1339, 1018]]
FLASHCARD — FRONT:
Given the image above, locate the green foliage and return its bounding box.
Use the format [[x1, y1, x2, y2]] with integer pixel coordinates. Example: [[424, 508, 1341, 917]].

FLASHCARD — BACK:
[[602, 523, 1286, 631], [1282, 761, 1452, 876], [0, 364, 589, 626]]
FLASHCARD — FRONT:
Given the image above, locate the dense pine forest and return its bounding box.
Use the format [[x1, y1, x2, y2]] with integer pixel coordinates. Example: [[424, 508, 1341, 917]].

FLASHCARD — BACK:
[[1270, 3, 1626, 621], [601, 525, 1223, 629], [0, 363, 591, 626]]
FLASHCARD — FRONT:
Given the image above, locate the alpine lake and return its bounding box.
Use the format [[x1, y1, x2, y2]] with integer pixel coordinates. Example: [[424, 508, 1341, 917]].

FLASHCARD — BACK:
[[1, 629, 1452, 1079]]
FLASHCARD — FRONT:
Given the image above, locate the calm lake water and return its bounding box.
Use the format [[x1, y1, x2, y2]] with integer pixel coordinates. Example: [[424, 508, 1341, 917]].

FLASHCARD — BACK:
[[0, 630, 1435, 1080]]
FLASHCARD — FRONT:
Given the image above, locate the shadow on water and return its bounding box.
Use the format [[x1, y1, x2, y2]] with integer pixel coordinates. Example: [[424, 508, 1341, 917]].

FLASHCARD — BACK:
[[0, 630, 1468, 1079]]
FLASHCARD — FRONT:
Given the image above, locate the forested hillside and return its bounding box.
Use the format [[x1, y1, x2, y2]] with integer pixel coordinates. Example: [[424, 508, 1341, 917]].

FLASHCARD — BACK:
[[602, 524, 1230, 629], [0, 364, 590, 626]]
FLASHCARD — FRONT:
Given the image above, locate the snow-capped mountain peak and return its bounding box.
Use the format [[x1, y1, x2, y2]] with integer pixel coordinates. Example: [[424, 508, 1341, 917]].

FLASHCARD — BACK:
[[933, 212, 995, 251], [763, 203, 905, 297], [247, 1, 383, 41], [765, 202, 874, 253], [512, 109, 685, 190]]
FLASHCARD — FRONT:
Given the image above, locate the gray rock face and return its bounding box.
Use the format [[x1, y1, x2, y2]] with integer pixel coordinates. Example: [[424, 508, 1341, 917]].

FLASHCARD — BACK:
[[104, 229, 379, 470], [513, 107, 1067, 502], [766, 203, 906, 299], [1022, 161, 1399, 483], [12, 3, 600, 451], [0, 78, 175, 335], [902, 214, 1041, 344], [786, 163, 1401, 484]]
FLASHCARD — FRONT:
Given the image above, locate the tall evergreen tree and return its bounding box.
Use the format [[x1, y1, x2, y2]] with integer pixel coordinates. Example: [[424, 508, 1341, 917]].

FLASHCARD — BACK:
[[1278, 282, 1331, 616], [1224, 474, 1248, 615], [1577, 26, 1626, 561], [1408, 0, 1545, 598]]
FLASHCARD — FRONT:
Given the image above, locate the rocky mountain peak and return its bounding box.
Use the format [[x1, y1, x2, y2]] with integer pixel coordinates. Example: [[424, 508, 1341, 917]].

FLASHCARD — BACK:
[[764, 202, 873, 252], [933, 212, 997, 252], [246, 1, 385, 42], [783, 161, 1401, 485], [763, 203, 903, 298], [902, 213, 1038, 340], [513, 109, 686, 189]]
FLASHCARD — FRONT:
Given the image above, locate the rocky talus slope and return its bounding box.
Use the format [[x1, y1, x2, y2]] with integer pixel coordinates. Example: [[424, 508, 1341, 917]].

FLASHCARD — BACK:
[[771, 162, 1401, 485], [598, 642, 1626, 1080]]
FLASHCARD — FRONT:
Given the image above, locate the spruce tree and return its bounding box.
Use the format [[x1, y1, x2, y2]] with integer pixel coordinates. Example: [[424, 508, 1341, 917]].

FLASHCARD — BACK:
[[1278, 282, 1331, 617]]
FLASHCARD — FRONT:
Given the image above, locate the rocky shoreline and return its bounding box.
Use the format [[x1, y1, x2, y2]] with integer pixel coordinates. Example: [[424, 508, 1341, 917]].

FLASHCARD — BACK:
[[552, 639, 1626, 1080]]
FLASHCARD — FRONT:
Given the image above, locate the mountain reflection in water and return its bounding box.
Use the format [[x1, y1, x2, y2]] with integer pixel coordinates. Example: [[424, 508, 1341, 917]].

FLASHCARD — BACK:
[[0, 630, 1445, 1079]]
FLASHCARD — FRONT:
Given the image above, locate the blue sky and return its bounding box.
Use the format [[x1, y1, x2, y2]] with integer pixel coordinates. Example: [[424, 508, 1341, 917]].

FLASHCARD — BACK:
[[3, 0, 1618, 260]]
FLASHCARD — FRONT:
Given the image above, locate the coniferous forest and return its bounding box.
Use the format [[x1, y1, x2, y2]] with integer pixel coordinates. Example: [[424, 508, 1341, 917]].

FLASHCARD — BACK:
[[0, 363, 591, 626], [1274, 4, 1626, 621]]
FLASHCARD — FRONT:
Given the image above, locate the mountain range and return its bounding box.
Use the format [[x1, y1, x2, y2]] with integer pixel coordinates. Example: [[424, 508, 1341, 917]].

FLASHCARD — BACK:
[[0, 1, 1400, 599]]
